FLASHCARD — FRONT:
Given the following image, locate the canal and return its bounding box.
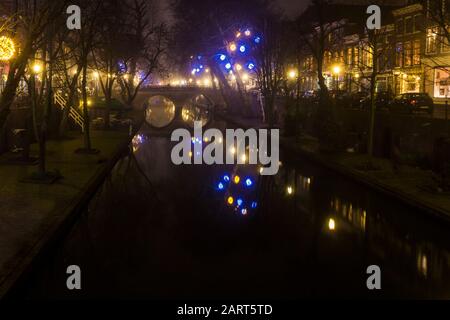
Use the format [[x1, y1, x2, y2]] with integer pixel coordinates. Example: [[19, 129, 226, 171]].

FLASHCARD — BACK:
[[13, 116, 450, 300]]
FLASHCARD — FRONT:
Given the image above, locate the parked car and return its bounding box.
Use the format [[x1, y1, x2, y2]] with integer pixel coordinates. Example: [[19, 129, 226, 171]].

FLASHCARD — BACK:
[[389, 93, 434, 114], [349, 92, 368, 109], [360, 91, 394, 110]]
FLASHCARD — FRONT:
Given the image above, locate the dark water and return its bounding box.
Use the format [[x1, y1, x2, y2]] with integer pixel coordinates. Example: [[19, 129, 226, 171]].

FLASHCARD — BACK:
[[16, 124, 450, 300]]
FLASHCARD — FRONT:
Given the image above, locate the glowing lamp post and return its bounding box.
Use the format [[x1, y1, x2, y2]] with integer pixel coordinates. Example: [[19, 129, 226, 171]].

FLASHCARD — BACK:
[[32, 63, 42, 74], [332, 65, 342, 90], [287, 69, 298, 80]]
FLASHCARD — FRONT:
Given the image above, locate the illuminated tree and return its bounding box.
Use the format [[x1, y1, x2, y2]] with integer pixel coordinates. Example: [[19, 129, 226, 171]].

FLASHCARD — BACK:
[[0, 0, 69, 132]]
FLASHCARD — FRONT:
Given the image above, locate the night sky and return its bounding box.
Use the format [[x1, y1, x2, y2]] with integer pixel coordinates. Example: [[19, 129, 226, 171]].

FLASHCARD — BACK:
[[158, 0, 410, 23], [276, 0, 310, 18]]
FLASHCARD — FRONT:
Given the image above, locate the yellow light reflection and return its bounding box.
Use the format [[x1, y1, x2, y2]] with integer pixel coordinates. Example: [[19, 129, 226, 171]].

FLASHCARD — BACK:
[[328, 218, 336, 231]]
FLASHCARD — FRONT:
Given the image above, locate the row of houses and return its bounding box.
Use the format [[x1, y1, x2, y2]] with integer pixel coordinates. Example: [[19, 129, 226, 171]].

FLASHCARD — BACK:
[[297, 1, 450, 103]]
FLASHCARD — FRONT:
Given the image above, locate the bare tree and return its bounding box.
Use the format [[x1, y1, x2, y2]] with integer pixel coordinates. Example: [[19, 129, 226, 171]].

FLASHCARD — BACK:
[[117, 0, 167, 107], [72, 0, 102, 152], [0, 0, 68, 131], [353, 25, 395, 159], [296, 0, 346, 150], [253, 15, 288, 127]]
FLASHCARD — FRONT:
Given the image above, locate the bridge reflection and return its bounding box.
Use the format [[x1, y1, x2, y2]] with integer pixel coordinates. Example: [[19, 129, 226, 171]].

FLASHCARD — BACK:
[[144, 92, 214, 129]]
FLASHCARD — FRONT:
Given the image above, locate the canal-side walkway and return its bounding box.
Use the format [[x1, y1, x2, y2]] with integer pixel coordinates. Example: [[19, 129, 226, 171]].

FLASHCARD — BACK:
[[0, 128, 136, 297]]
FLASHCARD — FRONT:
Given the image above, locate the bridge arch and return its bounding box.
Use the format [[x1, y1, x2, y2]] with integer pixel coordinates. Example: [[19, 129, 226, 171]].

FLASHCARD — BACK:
[[181, 94, 214, 128], [137, 87, 224, 130], [144, 95, 177, 128]]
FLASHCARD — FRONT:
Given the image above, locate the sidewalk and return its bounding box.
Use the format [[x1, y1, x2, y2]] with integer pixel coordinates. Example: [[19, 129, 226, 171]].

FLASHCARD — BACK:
[[0, 128, 135, 297]]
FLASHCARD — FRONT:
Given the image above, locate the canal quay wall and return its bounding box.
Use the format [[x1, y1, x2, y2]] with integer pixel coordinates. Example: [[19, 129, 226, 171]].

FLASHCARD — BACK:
[[0, 120, 142, 298], [218, 112, 450, 223]]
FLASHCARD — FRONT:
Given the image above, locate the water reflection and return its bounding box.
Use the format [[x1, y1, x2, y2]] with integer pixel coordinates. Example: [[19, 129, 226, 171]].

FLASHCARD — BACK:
[[330, 197, 366, 233], [132, 134, 147, 153], [273, 161, 450, 298], [181, 94, 212, 127], [417, 250, 428, 278], [17, 129, 450, 299], [214, 170, 259, 216], [145, 95, 176, 128]]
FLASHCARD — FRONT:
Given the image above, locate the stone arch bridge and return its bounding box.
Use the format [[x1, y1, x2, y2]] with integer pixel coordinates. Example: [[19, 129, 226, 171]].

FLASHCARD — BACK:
[[133, 86, 228, 130], [134, 86, 225, 112]]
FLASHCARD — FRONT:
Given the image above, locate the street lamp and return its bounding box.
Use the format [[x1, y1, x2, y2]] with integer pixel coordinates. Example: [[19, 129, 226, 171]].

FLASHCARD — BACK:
[[332, 64, 342, 90], [288, 69, 298, 80], [328, 218, 336, 231], [32, 63, 42, 74], [332, 65, 341, 75]]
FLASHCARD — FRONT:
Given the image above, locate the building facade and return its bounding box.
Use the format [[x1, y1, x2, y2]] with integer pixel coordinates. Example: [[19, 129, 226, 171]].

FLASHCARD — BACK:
[[297, 1, 450, 103], [392, 3, 425, 95]]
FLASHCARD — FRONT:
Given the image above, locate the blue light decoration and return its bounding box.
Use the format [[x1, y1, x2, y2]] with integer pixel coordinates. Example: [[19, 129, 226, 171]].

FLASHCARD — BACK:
[[237, 198, 243, 207], [239, 45, 246, 53], [245, 178, 253, 187], [219, 54, 227, 61], [251, 201, 258, 209], [247, 63, 255, 70], [254, 36, 261, 44], [191, 137, 202, 145], [218, 182, 224, 190], [223, 175, 230, 182], [199, 65, 204, 69], [241, 208, 248, 215], [118, 60, 126, 72], [225, 63, 232, 70]]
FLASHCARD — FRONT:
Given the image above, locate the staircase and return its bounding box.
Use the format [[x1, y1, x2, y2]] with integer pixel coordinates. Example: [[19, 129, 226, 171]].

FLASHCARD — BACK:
[[53, 61, 85, 132]]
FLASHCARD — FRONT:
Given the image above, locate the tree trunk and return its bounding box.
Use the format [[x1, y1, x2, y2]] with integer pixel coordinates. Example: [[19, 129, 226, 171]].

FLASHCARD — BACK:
[[368, 35, 379, 158], [104, 89, 111, 130], [0, 61, 27, 130], [368, 74, 376, 158], [82, 63, 92, 150]]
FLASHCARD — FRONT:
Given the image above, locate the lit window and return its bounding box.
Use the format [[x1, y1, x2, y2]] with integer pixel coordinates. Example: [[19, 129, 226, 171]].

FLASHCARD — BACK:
[[413, 40, 421, 65], [426, 27, 438, 54]]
